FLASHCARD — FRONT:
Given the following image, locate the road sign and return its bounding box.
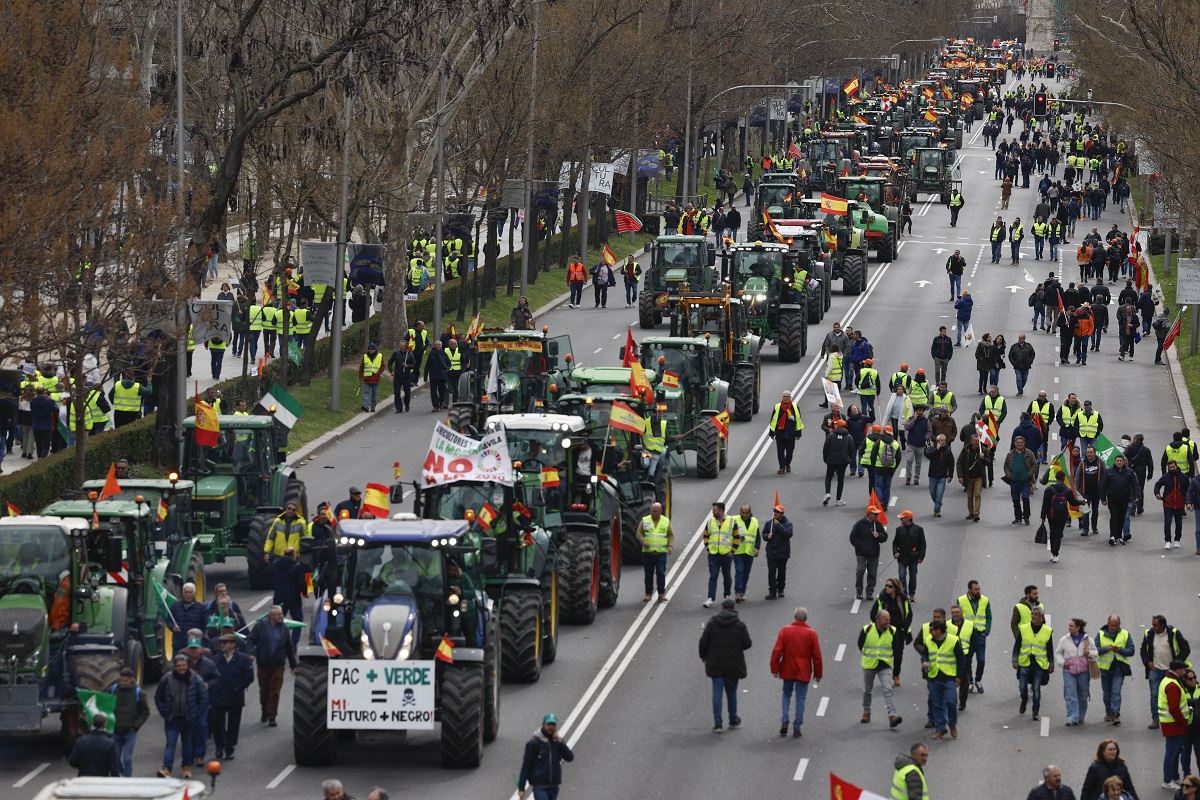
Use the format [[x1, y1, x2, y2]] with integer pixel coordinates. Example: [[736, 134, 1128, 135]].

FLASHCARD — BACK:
[[327, 660, 436, 730], [1176, 259, 1200, 305]]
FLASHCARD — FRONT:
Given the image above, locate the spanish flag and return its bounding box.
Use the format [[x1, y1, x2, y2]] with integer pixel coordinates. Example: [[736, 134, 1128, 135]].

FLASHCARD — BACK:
[[319, 635, 342, 657], [762, 209, 785, 243], [662, 371, 680, 389], [921, 86, 934, 100], [194, 400, 220, 447], [540, 467, 560, 488], [853, 114, 868, 126], [820, 193, 849, 217], [5, 502, 20, 517], [478, 502, 498, 531], [465, 312, 482, 341], [629, 361, 653, 403], [843, 76, 860, 96], [361, 482, 390, 518], [924, 109, 938, 122], [711, 410, 730, 439], [436, 634, 455, 663], [305, 571, 315, 597], [601, 244, 617, 267], [512, 501, 532, 520], [609, 400, 645, 434], [157, 497, 169, 522], [941, 85, 954, 100], [393, 461, 402, 480], [961, 94, 974, 106]]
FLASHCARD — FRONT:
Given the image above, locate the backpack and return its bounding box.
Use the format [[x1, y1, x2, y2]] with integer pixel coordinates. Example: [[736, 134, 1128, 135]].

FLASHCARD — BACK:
[[1048, 486, 1071, 522], [860, 370, 874, 390], [878, 442, 897, 468]]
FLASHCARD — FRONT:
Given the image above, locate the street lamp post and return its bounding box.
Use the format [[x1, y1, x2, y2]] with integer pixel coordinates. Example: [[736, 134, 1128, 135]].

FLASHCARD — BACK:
[[520, 2, 540, 300]]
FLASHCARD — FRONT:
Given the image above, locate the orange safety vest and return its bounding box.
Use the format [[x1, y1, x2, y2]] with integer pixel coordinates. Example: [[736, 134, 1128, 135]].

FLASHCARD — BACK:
[[568, 262, 587, 283]]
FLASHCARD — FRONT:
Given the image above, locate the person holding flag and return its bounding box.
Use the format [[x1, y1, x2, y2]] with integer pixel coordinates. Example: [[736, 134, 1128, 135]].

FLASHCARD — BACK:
[[1041, 470, 1082, 562], [1153, 306, 1177, 365], [1073, 445, 1107, 537], [957, 431, 992, 522], [590, 256, 616, 309]]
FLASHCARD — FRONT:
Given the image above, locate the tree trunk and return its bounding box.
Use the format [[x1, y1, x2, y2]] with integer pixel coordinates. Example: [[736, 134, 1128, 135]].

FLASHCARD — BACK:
[[485, 210, 499, 302], [378, 207, 410, 352], [506, 213, 516, 296]]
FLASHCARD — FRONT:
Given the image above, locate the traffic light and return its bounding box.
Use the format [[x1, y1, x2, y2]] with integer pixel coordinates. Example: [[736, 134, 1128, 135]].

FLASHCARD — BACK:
[[1034, 92, 1047, 117], [1053, 39, 1060, 51]]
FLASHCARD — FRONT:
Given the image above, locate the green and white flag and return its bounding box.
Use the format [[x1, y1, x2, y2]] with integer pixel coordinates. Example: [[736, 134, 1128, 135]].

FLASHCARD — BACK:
[[283, 619, 307, 630], [151, 575, 178, 629], [257, 383, 304, 430], [1093, 432, 1120, 467], [77, 689, 116, 733]]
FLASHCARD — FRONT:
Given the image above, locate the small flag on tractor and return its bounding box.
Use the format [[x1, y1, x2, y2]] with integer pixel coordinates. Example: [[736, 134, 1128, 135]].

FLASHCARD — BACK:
[[622, 326, 638, 367], [711, 410, 730, 439], [540, 467, 561, 488], [941, 85, 954, 100], [393, 461, 402, 480], [614, 210, 643, 234], [157, 497, 169, 522], [662, 371, 680, 389], [436, 634, 455, 664], [843, 76, 860, 96], [320, 635, 342, 657], [478, 503, 498, 531], [100, 463, 121, 500], [923, 109, 938, 122], [360, 483, 390, 518], [609, 401, 645, 434], [921, 86, 934, 99], [6, 502, 20, 516], [853, 114, 868, 126], [194, 399, 220, 447], [629, 361, 653, 403], [820, 193, 849, 216]]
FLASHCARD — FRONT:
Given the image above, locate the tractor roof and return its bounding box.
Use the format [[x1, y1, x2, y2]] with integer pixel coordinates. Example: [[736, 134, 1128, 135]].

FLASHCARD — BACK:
[[656, 235, 707, 244], [486, 413, 585, 434], [728, 241, 790, 252], [39, 500, 151, 519], [0, 515, 91, 532], [568, 366, 638, 384], [182, 415, 275, 429], [838, 175, 888, 184], [336, 518, 470, 544], [81, 478, 196, 492], [642, 335, 710, 348]]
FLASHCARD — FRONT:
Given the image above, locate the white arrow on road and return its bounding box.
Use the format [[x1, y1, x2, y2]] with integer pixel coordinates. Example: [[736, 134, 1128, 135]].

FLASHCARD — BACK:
[[1023, 269, 1036, 283], [932, 248, 947, 254], [914, 280, 932, 288], [1005, 285, 1024, 293]]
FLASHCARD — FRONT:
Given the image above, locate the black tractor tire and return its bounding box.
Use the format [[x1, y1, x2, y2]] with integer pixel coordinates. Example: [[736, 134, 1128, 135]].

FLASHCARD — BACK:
[[483, 618, 500, 743], [731, 367, 755, 422], [890, 224, 900, 260], [696, 417, 720, 479], [67, 652, 124, 754], [186, 552, 205, 605], [620, 502, 644, 565], [284, 478, 306, 519], [245, 512, 275, 590], [752, 363, 762, 414], [293, 661, 337, 766], [638, 291, 658, 330], [561, 530, 598, 625], [805, 286, 822, 325], [956, 129, 964, 149], [598, 516, 621, 608], [778, 309, 804, 363], [719, 431, 729, 469], [500, 588, 542, 683], [447, 405, 472, 433], [143, 621, 166, 683], [541, 573, 559, 665], [659, 471, 672, 517], [877, 233, 893, 264], [822, 264, 832, 311], [440, 664, 485, 769], [841, 253, 866, 296]]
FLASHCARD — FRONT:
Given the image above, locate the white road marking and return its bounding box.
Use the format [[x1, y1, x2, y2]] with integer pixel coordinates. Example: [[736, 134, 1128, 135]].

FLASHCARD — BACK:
[[250, 594, 273, 612], [593, 347, 603, 353], [1053, 394, 1059, 402], [612, 333, 621, 339], [1051, 432, 1059, 441], [1040, 715, 1051, 737], [267, 765, 297, 789], [13, 763, 49, 788], [835, 643, 847, 662], [851, 598, 862, 614], [890, 496, 898, 506], [1045, 573, 1053, 587], [1054, 376, 1060, 383], [794, 757, 810, 781], [816, 696, 830, 716]]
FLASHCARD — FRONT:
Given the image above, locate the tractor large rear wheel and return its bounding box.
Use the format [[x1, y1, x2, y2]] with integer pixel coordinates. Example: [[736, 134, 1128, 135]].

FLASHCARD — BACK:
[[841, 253, 866, 296], [483, 618, 501, 743], [598, 516, 621, 608], [890, 224, 900, 260], [719, 431, 729, 469], [186, 553, 205, 607], [293, 661, 337, 766], [447, 405, 472, 433], [620, 502, 644, 565], [541, 573, 559, 665], [877, 233, 893, 264], [806, 286, 822, 325], [696, 418, 720, 479], [638, 291, 658, 330], [731, 367, 755, 422], [822, 264, 832, 311], [500, 588, 542, 683], [440, 664, 485, 769], [284, 478, 306, 519], [562, 530, 598, 625], [778, 309, 804, 363], [68, 653, 124, 754], [245, 512, 275, 590]]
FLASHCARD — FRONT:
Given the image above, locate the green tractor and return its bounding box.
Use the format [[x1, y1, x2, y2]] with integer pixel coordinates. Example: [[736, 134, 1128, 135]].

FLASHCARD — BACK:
[[292, 519, 499, 768], [639, 336, 730, 479], [671, 292, 762, 421], [747, 177, 801, 241], [723, 241, 808, 362], [448, 329, 573, 431], [837, 175, 901, 262], [802, 131, 857, 192], [638, 235, 717, 329], [908, 146, 961, 204], [180, 413, 308, 591], [790, 199, 870, 296], [553, 370, 673, 565], [0, 503, 171, 750]]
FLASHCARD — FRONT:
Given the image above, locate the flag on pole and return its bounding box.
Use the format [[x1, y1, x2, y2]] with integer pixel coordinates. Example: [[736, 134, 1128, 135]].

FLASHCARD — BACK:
[[974, 418, 995, 448], [361, 483, 390, 518], [1092, 432, 1121, 467], [76, 689, 117, 733], [960, 321, 975, 348], [99, 462, 121, 500], [256, 383, 304, 430], [868, 489, 888, 526], [486, 351, 501, 398], [711, 410, 730, 439], [540, 467, 561, 488], [393, 461, 402, 480], [1163, 307, 1184, 351], [923, 109, 938, 122], [830, 772, 888, 800], [194, 399, 220, 447], [762, 209, 785, 243], [151, 575, 179, 629], [820, 193, 849, 216], [622, 326, 638, 367], [283, 619, 307, 630], [843, 76, 860, 96], [853, 114, 868, 126], [614, 210, 643, 234], [921, 86, 935, 99], [609, 401, 645, 434], [465, 312, 482, 341], [478, 502, 498, 531], [788, 142, 803, 160], [601, 244, 617, 267], [436, 634, 455, 663], [941, 85, 954, 100], [6, 502, 20, 516], [319, 636, 342, 657], [157, 497, 169, 522], [629, 361, 653, 402]]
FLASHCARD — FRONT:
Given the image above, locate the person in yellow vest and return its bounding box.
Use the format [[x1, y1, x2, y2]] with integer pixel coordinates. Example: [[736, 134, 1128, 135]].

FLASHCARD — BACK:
[[858, 610, 902, 727], [1094, 614, 1134, 725], [891, 742, 930, 800], [703, 501, 737, 608], [958, 580, 992, 694], [358, 343, 383, 413], [310, 282, 331, 333], [246, 300, 264, 362], [857, 358, 879, 417], [1015, 607, 1053, 720], [948, 605, 977, 712], [407, 321, 430, 368], [819, 346, 843, 409], [768, 390, 803, 474], [185, 324, 195, 378], [291, 300, 312, 348], [260, 304, 278, 358], [1158, 659, 1193, 787], [264, 502, 306, 563], [205, 335, 227, 380], [916, 619, 964, 739], [637, 502, 674, 603], [731, 504, 759, 603], [1010, 584, 1045, 642], [1141, 614, 1192, 730], [84, 381, 111, 434], [444, 337, 466, 403], [1076, 399, 1103, 452], [63, 392, 92, 445], [642, 411, 668, 481]]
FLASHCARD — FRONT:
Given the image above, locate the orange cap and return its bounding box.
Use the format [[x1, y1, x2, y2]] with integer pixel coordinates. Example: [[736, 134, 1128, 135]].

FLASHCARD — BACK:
[[866, 504, 883, 514], [900, 363, 909, 370], [883, 425, 893, 434], [898, 509, 914, 519], [871, 424, 882, 433]]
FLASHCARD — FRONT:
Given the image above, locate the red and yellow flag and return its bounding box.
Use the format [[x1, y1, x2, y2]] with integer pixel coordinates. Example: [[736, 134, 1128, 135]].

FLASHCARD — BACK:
[[393, 461, 402, 480], [629, 361, 653, 403], [360, 482, 390, 518], [762, 209, 785, 243], [540, 467, 560, 488], [662, 371, 680, 389], [99, 462, 121, 501], [924, 109, 939, 122], [436, 634, 455, 663], [853, 114, 868, 126], [941, 85, 954, 100], [305, 571, 315, 597], [921, 86, 935, 99], [157, 497, 169, 522], [843, 76, 860, 96], [194, 400, 220, 447], [319, 635, 342, 657], [711, 410, 730, 439], [609, 400, 645, 434], [820, 193, 849, 217], [478, 502, 498, 531], [6, 502, 20, 517], [601, 244, 617, 267]]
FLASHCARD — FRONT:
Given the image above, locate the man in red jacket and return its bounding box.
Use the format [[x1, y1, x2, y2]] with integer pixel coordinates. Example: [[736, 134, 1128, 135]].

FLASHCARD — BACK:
[[1160, 659, 1192, 790], [770, 607, 823, 738]]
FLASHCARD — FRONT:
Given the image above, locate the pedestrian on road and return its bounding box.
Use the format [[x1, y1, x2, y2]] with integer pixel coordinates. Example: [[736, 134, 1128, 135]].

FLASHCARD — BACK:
[[873, 578, 912, 684], [1004, 436, 1039, 526], [1009, 333, 1036, 396], [770, 607, 823, 738], [271, 545, 308, 644], [1124, 433, 1154, 515], [1117, 302, 1138, 360], [949, 188, 965, 226], [1080, 739, 1138, 800], [871, 425, 902, 508], [891, 511, 924, 600], [210, 632, 254, 760], [322, 780, 354, 800], [892, 743, 930, 800], [958, 581, 991, 694], [768, 391, 803, 474], [946, 251, 965, 300], [621, 257, 641, 308], [109, 666, 149, 777], [334, 487, 363, 520], [170, 582, 210, 638], [1158, 660, 1192, 790], [846, 406, 871, 478], [1096, 615, 1134, 726], [1015, 608, 1054, 721], [69, 713, 121, 777], [762, 503, 792, 600], [423, 340, 451, 411], [956, 432, 991, 522], [1074, 445, 1106, 537], [974, 334, 993, 395], [247, 606, 297, 727], [590, 260, 615, 308], [731, 504, 759, 602], [955, 291, 973, 345], [1154, 307, 1173, 364], [850, 504, 888, 601], [155, 653, 207, 779], [184, 631, 218, 766], [567, 258, 587, 308], [1055, 617, 1097, 726], [264, 503, 305, 566], [1041, 470, 1080, 562], [916, 619, 964, 739], [359, 342, 383, 412], [1142, 615, 1192, 730], [1025, 766, 1077, 800], [858, 610, 903, 727], [703, 502, 735, 608], [822, 419, 853, 505], [699, 598, 752, 732], [387, 341, 418, 414], [637, 502, 673, 603], [924, 434, 955, 518], [1103, 454, 1140, 544], [931, 327, 954, 384], [517, 713, 575, 800]]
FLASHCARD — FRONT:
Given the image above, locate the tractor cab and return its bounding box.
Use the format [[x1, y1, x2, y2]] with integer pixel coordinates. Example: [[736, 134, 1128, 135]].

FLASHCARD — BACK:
[[79, 478, 195, 544], [182, 415, 280, 510]]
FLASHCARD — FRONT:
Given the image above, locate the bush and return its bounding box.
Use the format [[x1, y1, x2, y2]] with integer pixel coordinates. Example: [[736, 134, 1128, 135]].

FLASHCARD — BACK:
[[1149, 233, 1182, 256]]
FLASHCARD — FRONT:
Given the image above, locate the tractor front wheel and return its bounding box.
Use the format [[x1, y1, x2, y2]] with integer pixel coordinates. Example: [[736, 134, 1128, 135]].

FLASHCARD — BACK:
[[731, 366, 755, 422], [245, 512, 275, 590], [778, 309, 804, 363], [293, 661, 337, 766], [841, 253, 866, 296], [696, 417, 720, 479], [500, 588, 542, 683], [440, 664, 485, 769], [562, 530, 598, 625]]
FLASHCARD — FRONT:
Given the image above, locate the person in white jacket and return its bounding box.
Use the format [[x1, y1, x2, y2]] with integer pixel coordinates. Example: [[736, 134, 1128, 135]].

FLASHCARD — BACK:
[[882, 386, 914, 449], [1054, 617, 1098, 726]]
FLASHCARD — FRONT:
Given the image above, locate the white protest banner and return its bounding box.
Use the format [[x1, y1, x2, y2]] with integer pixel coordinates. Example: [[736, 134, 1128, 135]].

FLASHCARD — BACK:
[[821, 378, 842, 408], [300, 241, 340, 287], [188, 299, 233, 344], [422, 421, 514, 486]]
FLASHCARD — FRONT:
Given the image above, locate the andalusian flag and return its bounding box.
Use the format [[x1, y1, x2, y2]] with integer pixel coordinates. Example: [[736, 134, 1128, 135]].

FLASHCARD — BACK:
[[601, 244, 617, 267], [609, 401, 645, 434], [711, 410, 730, 439], [820, 193, 848, 216], [76, 689, 117, 733], [194, 399, 220, 447], [360, 483, 390, 518], [436, 634, 455, 664], [843, 76, 860, 96], [1092, 432, 1121, 467]]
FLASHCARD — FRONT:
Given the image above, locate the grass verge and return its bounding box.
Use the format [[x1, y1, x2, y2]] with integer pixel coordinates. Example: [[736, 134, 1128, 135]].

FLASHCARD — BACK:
[[286, 369, 394, 451], [1146, 252, 1200, 422]]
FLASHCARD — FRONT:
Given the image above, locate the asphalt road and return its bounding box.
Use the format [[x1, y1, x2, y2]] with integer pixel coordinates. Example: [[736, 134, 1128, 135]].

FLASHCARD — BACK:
[[5, 74, 1192, 800]]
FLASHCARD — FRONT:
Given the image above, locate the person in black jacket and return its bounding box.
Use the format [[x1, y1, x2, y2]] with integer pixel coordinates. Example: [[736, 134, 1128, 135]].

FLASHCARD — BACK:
[[271, 547, 308, 644], [423, 340, 452, 411], [698, 598, 752, 731], [1080, 739, 1138, 800], [891, 511, 926, 601], [210, 633, 255, 760], [762, 504, 792, 600], [69, 714, 121, 777], [850, 506, 888, 601], [109, 667, 150, 776], [1125, 433, 1154, 515], [387, 341, 418, 413], [247, 606, 297, 726], [517, 714, 575, 799], [822, 420, 854, 506], [1102, 455, 1141, 546], [872, 578, 913, 684]]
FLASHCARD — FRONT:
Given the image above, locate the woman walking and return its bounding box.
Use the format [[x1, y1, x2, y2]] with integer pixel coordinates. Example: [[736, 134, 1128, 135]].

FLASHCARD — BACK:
[[1054, 618, 1097, 726], [974, 334, 994, 395]]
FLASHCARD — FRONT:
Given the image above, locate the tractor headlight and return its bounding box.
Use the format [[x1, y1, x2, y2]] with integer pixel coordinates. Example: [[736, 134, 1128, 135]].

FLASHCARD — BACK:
[[448, 593, 460, 606], [21, 648, 41, 670], [333, 593, 344, 605], [397, 631, 413, 661], [360, 631, 374, 660]]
